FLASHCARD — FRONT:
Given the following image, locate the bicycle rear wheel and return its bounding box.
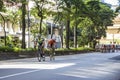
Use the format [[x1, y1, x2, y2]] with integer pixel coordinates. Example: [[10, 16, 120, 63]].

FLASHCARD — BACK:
[[49, 48, 55, 61]]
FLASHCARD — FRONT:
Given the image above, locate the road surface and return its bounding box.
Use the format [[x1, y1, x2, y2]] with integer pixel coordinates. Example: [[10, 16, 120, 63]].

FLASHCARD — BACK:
[[0, 52, 120, 80]]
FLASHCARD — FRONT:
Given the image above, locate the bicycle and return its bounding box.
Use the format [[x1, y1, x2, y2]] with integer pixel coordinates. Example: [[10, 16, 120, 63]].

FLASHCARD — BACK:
[[47, 39, 56, 61], [37, 45, 45, 62]]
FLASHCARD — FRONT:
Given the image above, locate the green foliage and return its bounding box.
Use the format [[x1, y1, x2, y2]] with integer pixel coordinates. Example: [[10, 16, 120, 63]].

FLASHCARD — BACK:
[[25, 48, 36, 52], [0, 46, 22, 53], [1, 0, 116, 49], [0, 45, 93, 53], [13, 47, 21, 52], [0, 46, 14, 52], [0, 46, 36, 53], [55, 47, 94, 52], [0, 0, 3, 11], [0, 39, 4, 46]]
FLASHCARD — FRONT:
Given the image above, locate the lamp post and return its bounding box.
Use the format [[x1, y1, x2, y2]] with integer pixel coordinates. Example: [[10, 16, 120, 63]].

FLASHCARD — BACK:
[[51, 21, 53, 39], [50, 15, 53, 39]]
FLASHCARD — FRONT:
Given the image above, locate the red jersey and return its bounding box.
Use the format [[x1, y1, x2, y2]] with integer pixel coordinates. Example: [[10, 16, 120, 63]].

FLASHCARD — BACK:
[[48, 39, 56, 47]]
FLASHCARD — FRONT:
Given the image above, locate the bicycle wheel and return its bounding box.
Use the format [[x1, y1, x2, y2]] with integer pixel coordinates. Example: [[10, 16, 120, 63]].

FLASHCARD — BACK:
[[37, 51, 41, 62], [49, 48, 55, 61], [37, 48, 45, 62], [37, 48, 42, 62]]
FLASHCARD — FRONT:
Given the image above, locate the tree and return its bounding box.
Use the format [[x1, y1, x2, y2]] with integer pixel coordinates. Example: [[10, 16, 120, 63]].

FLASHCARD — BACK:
[[21, 0, 26, 48], [70, 0, 86, 48], [56, 0, 72, 49], [3, 0, 26, 48], [33, 0, 52, 38], [8, 9, 21, 33], [84, 1, 115, 47], [0, 0, 3, 10], [0, 0, 7, 46], [115, 0, 120, 12]]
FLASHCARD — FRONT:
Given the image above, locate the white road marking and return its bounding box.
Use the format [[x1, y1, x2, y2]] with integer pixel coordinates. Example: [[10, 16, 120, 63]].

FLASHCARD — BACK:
[[0, 63, 74, 69], [0, 63, 74, 79], [0, 69, 40, 79]]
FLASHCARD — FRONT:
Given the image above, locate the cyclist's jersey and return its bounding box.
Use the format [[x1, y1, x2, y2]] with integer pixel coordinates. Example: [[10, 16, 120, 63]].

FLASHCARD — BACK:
[[48, 39, 56, 48], [38, 39, 45, 48], [38, 40, 43, 46]]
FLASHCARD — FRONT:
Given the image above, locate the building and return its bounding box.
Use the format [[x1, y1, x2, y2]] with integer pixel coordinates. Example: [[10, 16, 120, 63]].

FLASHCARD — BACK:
[[100, 14, 120, 44]]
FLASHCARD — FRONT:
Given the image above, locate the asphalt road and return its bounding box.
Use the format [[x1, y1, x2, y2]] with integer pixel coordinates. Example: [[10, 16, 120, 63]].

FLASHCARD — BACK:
[[0, 52, 120, 80]]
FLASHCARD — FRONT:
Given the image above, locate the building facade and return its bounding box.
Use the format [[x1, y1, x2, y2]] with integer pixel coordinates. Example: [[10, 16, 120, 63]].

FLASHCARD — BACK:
[[100, 14, 120, 45]]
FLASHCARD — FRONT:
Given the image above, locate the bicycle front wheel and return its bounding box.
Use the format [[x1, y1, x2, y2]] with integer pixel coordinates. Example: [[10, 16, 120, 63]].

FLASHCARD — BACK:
[[37, 51, 41, 62]]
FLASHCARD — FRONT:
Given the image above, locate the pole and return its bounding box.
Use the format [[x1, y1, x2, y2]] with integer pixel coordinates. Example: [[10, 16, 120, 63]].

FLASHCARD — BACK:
[[51, 22, 52, 39]]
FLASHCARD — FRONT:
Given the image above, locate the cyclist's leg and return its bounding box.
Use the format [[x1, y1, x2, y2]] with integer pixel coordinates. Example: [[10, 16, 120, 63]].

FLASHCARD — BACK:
[[49, 48, 52, 61], [51, 47, 55, 60], [53, 48, 55, 60], [50, 47, 55, 61]]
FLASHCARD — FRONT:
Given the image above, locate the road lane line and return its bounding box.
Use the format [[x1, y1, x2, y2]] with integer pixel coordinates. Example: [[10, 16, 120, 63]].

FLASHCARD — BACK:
[[0, 69, 40, 79]]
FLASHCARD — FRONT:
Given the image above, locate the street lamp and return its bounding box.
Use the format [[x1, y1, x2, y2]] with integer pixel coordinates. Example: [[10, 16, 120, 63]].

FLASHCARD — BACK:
[[51, 21, 53, 39], [49, 15, 53, 39]]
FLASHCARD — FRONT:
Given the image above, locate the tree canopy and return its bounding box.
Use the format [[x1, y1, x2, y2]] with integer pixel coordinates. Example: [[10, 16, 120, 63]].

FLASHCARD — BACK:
[[0, 0, 116, 48]]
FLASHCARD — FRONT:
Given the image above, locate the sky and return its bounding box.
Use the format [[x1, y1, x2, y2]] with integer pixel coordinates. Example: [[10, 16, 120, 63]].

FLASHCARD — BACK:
[[104, 0, 119, 5]]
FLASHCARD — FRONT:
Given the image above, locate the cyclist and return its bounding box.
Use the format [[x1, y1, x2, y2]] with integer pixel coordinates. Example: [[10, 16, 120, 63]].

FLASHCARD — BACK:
[[37, 38, 45, 62], [47, 39, 56, 61]]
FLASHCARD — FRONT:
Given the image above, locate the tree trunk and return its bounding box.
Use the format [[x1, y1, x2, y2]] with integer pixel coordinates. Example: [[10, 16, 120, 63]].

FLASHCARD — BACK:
[[66, 20, 70, 49], [39, 15, 43, 38], [74, 24, 77, 48], [65, 2, 71, 49], [74, 8, 78, 48], [0, 13, 6, 46], [21, 0, 26, 49], [61, 25, 63, 48]]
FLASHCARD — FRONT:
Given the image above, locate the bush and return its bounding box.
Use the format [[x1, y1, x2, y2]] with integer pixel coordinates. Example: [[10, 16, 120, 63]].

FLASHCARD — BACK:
[[55, 47, 94, 52], [0, 46, 14, 52], [0, 46, 94, 56], [13, 47, 21, 53]]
